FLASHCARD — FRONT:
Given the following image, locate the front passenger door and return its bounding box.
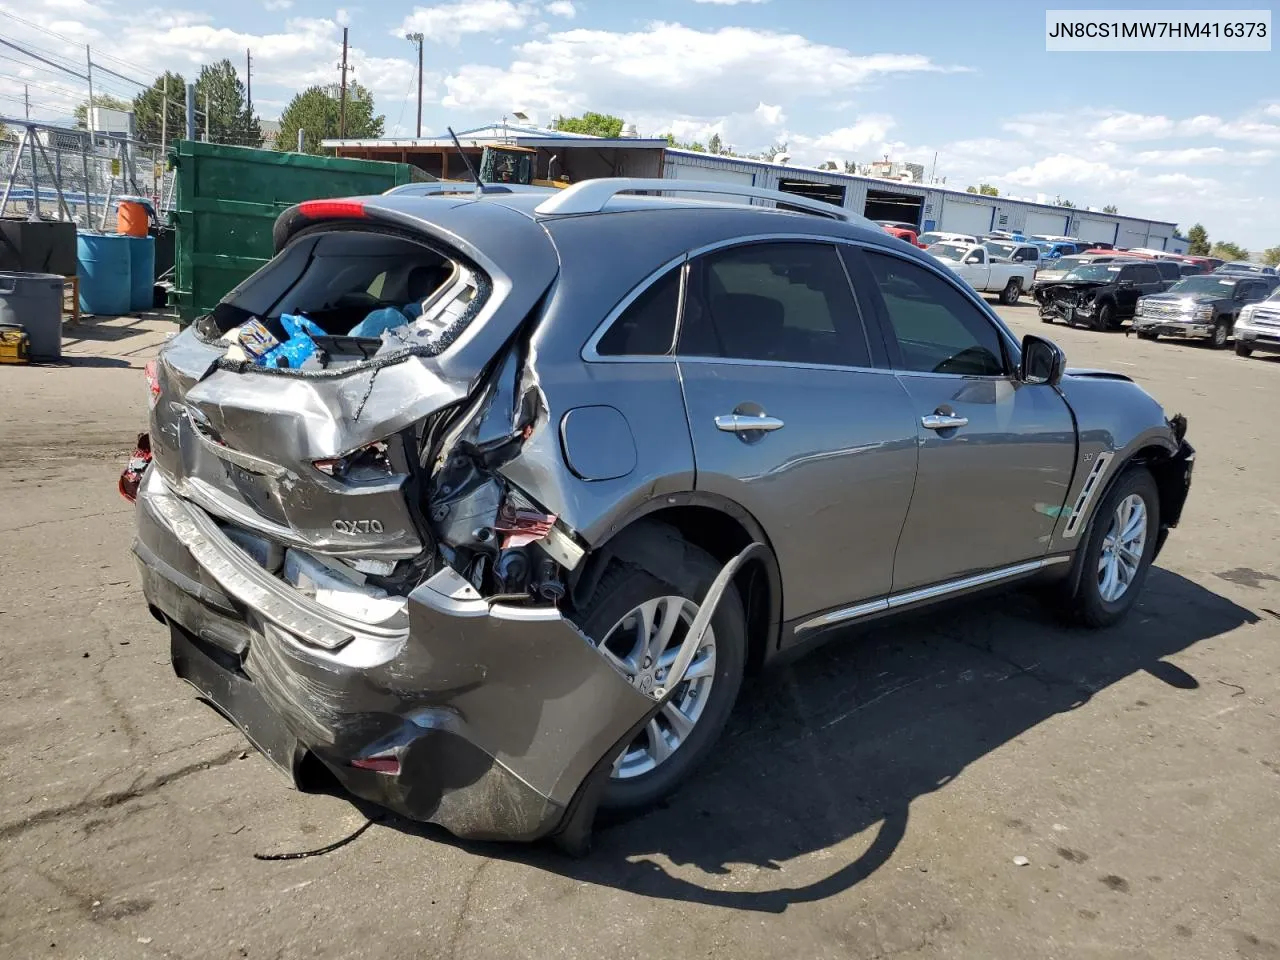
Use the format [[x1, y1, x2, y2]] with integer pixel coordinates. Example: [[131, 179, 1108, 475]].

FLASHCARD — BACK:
[[852, 249, 1077, 592]]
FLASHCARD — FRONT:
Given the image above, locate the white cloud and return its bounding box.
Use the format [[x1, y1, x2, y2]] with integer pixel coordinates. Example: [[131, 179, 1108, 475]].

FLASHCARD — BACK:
[[336, 8, 351, 27], [692, 0, 769, 5], [1133, 146, 1275, 166], [545, 0, 575, 17], [1264, 103, 1280, 119], [398, 1, 536, 46], [754, 102, 785, 127], [264, 0, 293, 10], [1087, 112, 1175, 141], [441, 21, 960, 122]]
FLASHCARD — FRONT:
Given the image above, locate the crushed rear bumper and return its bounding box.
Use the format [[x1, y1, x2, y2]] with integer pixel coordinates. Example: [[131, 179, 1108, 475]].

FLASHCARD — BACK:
[[133, 467, 653, 843]]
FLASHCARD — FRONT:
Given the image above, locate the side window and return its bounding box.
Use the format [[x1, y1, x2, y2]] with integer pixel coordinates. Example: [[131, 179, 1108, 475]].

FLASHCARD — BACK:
[[1118, 266, 1139, 283], [596, 267, 681, 356], [1015, 246, 1037, 262], [863, 251, 1006, 377], [1137, 264, 1162, 284], [678, 242, 871, 367]]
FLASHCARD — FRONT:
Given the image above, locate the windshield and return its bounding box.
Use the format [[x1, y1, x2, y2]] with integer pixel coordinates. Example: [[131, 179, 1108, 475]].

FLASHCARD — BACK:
[[1170, 276, 1240, 296], [983, 241, 1019, 259], [918, 232, 947, 246], [929, 243, 970, 262], [1063, 264, 1123, 281], [1050, 256, 1089, 272]]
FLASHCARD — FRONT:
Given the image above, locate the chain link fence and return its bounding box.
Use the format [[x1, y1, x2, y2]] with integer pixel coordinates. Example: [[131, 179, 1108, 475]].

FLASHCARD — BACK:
[[0, 120, 174, 228]]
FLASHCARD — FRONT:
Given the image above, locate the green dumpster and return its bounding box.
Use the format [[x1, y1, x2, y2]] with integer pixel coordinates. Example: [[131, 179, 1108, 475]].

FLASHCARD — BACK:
[[170, 141, 422, 322]]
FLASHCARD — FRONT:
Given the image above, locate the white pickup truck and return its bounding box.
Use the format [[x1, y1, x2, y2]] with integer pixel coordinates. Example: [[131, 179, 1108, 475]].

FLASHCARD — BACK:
[[927, 241, 1039, 304]]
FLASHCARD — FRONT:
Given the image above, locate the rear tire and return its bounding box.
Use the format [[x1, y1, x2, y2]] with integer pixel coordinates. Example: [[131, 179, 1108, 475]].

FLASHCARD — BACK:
[[573, 540, 746, 815], [1060, 466, 1159, 629], [1236, 341, 1254, 357], [999, 279, 1022, 305], [1210, 320, 1229, 349]]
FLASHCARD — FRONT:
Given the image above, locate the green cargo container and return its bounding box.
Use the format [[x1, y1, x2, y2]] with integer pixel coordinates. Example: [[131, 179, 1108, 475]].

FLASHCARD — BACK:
[[170, 140, 421, 322]]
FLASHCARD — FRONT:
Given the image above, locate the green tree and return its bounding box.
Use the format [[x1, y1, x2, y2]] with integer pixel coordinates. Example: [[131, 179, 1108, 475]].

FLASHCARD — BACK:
[[843, 160, 857, 174], [1058, 198, 1076, 208], [1261, 246, 1280, 267], [978, 183, 998, 196], [1209, 240, 1249, 261], [707, 132, 722, 155], [552, 111, 624, 138], [131, 71, 187, 145], [1172, 225, 1185, 239], [194, 59, 262, 146], [275, 82, 383, 155], [74, 93, 130, 129], [1102, 204, 1118, 214], [966, 185, 978, 193], [1185, 223, 1210, 255]]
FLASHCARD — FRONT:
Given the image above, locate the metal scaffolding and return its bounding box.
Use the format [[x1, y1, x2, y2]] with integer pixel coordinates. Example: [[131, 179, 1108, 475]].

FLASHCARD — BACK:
[[0, 117, 174, 227]]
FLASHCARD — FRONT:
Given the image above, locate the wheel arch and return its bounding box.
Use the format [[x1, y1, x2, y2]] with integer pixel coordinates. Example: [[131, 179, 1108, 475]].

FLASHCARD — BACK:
[[567, 492, 783, 675]]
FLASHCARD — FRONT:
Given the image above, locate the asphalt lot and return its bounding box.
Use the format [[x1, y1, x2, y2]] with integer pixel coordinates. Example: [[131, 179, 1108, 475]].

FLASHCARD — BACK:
[[2, 303, 1278, 960]]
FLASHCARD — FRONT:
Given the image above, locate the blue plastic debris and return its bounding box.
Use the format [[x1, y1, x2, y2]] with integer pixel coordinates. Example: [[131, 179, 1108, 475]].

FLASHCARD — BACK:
[[257, 313, 326, 369], [347, 301, 424, 339]]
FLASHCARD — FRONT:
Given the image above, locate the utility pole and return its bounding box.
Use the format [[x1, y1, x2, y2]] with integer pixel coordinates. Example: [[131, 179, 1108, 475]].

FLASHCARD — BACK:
[[185, 82, 196, 141], [407, 32, 424, 138], [297, 128, 304, 153], [160, 75, 168, 156], [338, 27, 349, 139], [204, 90, 210, 142], [85, 45, 96, 147], [23, 84, 28, 118], [246, 48, 253, 118]]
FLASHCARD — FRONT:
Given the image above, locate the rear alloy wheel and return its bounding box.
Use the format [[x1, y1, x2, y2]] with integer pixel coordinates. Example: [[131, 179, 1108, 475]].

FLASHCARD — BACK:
[[1062, 466, 1159, 628], [1236, 341, 1254, 358], [999, 278, 1022, 305], [1210, 320, 1230, 349], [1092, 301, 1114, 331], [573, 541, 746, 814]]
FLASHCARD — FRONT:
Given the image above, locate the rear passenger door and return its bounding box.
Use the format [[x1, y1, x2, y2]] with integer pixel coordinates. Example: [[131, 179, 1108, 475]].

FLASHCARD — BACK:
[[675, 240, 919, 622]]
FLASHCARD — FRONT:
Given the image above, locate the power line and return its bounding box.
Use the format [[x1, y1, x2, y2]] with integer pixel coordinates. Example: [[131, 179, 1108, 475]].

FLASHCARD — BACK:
[[0, 37, 88, 81]]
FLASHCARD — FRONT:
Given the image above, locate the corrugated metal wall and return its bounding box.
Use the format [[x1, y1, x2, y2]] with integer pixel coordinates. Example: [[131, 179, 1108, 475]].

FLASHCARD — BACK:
[[662, 150, 1178, 249]]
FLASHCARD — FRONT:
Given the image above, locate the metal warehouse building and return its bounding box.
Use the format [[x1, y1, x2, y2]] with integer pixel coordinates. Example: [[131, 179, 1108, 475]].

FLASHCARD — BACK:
[[662, 149, 1183, 252], [326, 123, 1181, 253]]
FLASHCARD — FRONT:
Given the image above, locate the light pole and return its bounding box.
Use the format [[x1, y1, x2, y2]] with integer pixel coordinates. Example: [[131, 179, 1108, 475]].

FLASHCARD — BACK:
[[406, 32, 424, 138]]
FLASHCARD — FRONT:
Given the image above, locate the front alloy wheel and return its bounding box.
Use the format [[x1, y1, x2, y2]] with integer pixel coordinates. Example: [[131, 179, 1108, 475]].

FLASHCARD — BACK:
[[1097, 494, 1148, 603], [1211, 321, 1229, 349]]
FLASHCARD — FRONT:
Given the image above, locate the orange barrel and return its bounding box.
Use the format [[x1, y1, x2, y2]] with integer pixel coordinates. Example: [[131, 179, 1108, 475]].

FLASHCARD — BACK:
[[117, 200, 150, 237]]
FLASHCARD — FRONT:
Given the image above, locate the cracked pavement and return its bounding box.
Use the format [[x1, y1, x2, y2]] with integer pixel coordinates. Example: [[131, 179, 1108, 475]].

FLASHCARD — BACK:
[[1, 308, 1278, 959]]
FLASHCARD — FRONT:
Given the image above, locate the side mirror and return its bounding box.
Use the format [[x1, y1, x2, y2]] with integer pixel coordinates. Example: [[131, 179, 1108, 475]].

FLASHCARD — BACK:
[[1019, 334, 1065, 386], [964, 253, 982, 264]]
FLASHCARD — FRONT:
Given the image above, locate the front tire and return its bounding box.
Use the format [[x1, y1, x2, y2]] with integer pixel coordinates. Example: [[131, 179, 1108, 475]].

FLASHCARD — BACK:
[[1210, 320, 1230, 349], [574, 541, 746, 814], [999, 278, 1022, 305], [1236, 341, 1254, 357], [1062, 466, 1159, 628], [1136, 330, 1158, 341], [1092, 301, 1115, 331]]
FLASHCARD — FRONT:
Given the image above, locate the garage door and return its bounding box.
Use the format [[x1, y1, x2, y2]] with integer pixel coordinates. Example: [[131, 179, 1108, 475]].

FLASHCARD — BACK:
[[1145, 234, 1169, 252], [1076, 218, 1118, 245], [939, 198, 994, 236], [666, 162, 755, 203], [1119, 227, 1146, 249], [1025, 211, 1068, 237]]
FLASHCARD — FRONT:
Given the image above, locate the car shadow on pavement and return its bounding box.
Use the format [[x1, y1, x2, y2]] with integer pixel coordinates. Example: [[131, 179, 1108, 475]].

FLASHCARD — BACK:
[[364, 567, 1257, 912]]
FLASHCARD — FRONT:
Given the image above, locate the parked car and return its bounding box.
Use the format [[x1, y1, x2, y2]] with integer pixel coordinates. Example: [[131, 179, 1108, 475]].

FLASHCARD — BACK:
[[123, 177, 1194, 847], [1214, 261, 1277, 277], [1177, 262, 1209, 277], [1038, 260, 1167, 330], [928, 241, 1038, 303], [918, 230, 979, 247], [1034, 240, 1079, 263], [1132, 273, 1280, 347], [876, 222, 926, 248], [1032, 255, 1141, 302], [1233, 286, 1280, 358]]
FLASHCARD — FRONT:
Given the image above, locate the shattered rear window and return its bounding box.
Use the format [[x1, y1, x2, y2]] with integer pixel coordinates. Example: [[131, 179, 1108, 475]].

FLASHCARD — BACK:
[[202, 229, 489, 372]]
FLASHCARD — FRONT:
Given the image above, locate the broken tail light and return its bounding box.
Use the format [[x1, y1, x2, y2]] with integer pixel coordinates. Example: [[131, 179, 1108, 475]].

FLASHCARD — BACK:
[[313, 441, 395, 482], [118, 432, 153, 503], [144, 360, 161, 410]]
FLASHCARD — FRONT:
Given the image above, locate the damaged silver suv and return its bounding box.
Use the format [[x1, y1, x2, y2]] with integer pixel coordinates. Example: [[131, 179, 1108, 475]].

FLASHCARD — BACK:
[[127, 178, 1194, 851]]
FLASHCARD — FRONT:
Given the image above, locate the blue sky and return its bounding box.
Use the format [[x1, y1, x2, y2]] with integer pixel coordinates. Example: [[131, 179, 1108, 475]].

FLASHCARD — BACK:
[[0, 0, 1276, 247]]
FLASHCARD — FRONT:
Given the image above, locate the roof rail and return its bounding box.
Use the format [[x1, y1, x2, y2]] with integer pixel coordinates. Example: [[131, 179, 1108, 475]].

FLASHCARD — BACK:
[[533, 177, 871, 225], [381, 182, 555, 198]]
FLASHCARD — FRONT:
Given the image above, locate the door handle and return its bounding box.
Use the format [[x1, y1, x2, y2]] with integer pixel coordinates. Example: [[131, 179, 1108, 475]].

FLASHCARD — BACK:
[[921, 413, 969, 431], [715, 413, 785, 433]]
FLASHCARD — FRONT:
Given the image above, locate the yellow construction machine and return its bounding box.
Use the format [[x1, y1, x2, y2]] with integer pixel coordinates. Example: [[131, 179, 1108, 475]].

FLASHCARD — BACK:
[[478, 144, 570, 189]]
